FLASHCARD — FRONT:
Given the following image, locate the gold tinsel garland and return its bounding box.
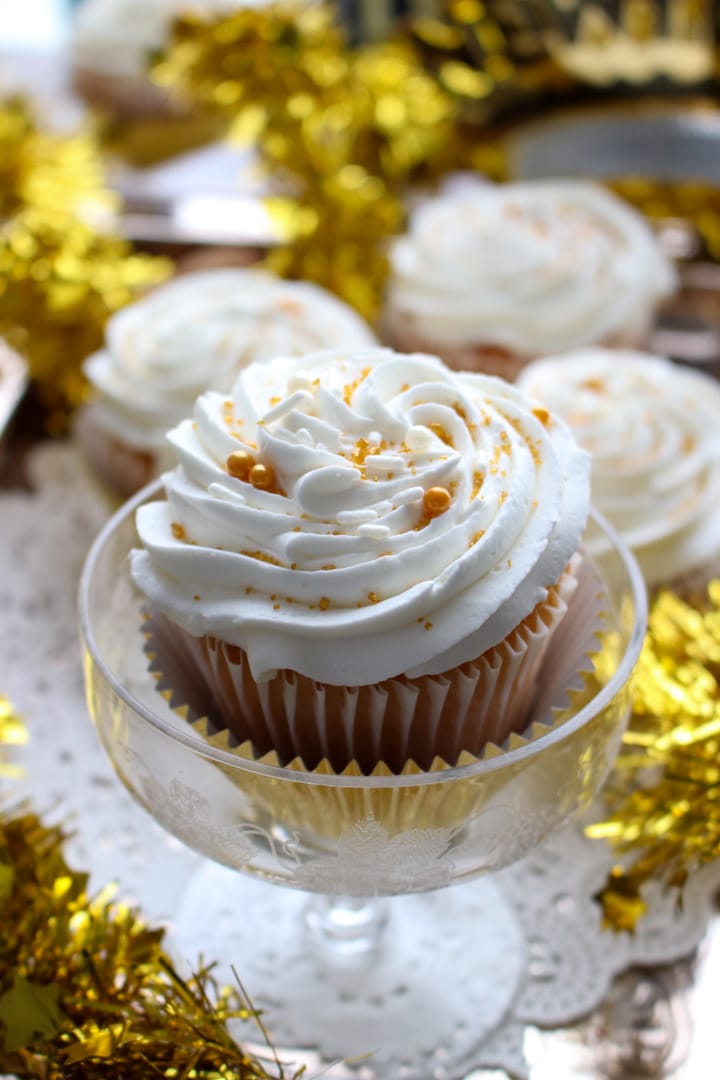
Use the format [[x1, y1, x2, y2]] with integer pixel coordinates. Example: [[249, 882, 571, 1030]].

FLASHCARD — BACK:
[[0, 99, 171, 433], [588, 581, 720, 932], [0, 699, 296, 1078], [153, 3, 467, 320], [0, 98, 114, 222]]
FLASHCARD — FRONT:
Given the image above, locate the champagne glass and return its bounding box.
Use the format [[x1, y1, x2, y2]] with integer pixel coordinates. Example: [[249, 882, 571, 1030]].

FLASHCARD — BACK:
[[79, 481, 646, 1079]]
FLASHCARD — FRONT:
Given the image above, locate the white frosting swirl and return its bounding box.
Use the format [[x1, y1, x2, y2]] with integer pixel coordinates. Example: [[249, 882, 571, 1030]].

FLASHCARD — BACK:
[[131, 347, 590, 685], [84, 268, 376, 464], [387, 179, 676, 354], [517, 348, 720, 587]]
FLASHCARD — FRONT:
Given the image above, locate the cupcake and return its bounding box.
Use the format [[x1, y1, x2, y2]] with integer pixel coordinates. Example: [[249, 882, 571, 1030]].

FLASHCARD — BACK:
[[517, 347, 720, 593], [130, 346, 591, 774], [76, 268, 377, 497], [383, 179, 677, 381]]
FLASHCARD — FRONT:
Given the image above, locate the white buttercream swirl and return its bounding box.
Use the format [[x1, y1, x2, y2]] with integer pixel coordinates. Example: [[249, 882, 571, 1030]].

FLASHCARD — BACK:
[[517, 348, 720, 587], [84, 268, 376, 464], [131, 347, 590, 685], [387, 179, 676, 354]]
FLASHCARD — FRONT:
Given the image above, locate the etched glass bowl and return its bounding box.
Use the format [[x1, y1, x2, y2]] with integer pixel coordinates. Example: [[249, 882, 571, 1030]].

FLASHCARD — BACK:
[[79, 482, 646, 1077]]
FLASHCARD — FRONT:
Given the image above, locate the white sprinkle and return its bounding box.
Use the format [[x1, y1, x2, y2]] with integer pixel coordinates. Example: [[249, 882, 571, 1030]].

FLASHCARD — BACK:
[[337, 508, 378, 524], [365, 455, 405, 475], [393, 486, 424, 506], [357, 523, 392, 539], [261, 390, 314, 425]]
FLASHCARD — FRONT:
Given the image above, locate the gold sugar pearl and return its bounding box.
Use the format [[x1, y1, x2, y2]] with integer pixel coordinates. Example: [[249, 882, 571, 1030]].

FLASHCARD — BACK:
[[249, 463, 276, 490], [423, 486, 451, 517], [226, 449, 255, 480]]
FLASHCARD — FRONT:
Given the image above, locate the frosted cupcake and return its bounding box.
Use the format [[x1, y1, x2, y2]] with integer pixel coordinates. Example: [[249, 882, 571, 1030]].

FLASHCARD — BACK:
[[384, 179, 676, 381], [131, 346, 591, 774], [517, 348, 720, 593], [77, 268, 377, 497]]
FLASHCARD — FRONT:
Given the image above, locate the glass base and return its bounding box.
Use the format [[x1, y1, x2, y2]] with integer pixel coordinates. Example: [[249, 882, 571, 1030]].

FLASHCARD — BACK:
[[170, 864, 526, 1079]]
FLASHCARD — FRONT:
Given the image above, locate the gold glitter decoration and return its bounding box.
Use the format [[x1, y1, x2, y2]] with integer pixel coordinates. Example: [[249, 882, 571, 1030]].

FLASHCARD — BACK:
[[155, 3, 462, 319], [587, 581, 720, 932], [0, 809, 299, 1079], [0, 99, 171, 433]]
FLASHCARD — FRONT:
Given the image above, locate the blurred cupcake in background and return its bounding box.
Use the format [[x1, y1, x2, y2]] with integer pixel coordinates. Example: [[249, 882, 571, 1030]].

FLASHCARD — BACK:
[[76, 267, 377, 498], [517, 348, 720, 595], [383, 179, 677, 382]]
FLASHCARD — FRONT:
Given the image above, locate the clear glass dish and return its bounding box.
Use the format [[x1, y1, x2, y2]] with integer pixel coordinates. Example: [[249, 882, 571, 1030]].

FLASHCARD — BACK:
[[79, 481, 647, 1078]]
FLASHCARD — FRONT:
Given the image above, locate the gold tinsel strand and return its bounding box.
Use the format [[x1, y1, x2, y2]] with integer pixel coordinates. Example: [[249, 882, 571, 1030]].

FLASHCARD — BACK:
[[0, 697, 27, 781], [0, 811, 300, 1079], [0, 696, 292, 1074], [154, 2, 463, 320], [588, 581, 720, 932], [0, 98, 171, 433]]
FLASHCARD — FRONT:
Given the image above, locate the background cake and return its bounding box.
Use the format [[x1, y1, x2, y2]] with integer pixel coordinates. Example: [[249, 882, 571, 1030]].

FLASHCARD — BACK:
[[383, 178, 677, 381], [517, 347, 720, 592], [76, 267, 377, 497]]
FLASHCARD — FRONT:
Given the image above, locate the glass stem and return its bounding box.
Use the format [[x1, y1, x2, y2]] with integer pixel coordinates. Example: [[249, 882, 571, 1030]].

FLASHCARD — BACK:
[[305, 894, 389, 960]]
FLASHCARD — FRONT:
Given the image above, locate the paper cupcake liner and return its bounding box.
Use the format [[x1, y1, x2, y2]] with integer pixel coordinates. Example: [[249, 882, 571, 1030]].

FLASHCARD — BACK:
[[382, 314, 656, 382], [145, 560, 580, 776], [75, 403, 156, 500], [382, 318, 529, 382], [143, 556, 608, 839]]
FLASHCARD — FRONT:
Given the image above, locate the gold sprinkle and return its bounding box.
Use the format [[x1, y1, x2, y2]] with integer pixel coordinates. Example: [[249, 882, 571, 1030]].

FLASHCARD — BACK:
[[532, 406, 551, 427], [423, 486, 452, 517], [428, 422, 453, 446], [171, 522, 186, 541], [241, 550, 283, 566], [319, 597, 330, 611], [226, 449, 255, 480], [368, 591, 380, 604], [249, 462, 276, 490], [273, 603, 280, 611], [193, 594, 201, 601], [581, 377, 605, 392], [424, 621, 433, 630]]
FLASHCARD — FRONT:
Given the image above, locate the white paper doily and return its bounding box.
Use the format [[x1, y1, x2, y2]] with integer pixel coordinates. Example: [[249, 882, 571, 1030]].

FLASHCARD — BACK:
[[2, 442, 720, 1080]]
